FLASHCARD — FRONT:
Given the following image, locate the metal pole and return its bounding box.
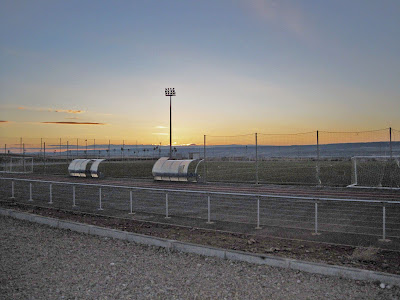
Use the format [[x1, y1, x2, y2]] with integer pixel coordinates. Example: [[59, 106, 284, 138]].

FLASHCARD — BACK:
[[29, 183, 33, 201], [379, 203, 390, 242], [98, 187, 103, 210], [11, 180, 15, 199], [49, 184, 53, 204], [43, 142, 46, 173], [255, 133, 258, 184], [383, 204, 386, 240], [389, 127, 392, 159], [170, 95, 172, 159], [129, 190, 134, 214], [203, 135, 207, 183], [353, 157, 358, 186], [72, 186, 76, 207], [23, 143, 25, 172], [316, 130, 321, 185], [165, 193, 170, 219], [4, 144, 7, 172], [206, 195, 213, 224], [313, 201, 320, 235], [256, 196, 261, 229]]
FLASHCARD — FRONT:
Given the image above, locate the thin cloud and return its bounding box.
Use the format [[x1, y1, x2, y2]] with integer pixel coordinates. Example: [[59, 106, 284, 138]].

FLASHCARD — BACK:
[[152, 132, 168, 135], [41, 121, 106, 125], [65, 116, 80, 120], [0, 120, 8, 123], [155, 126, 168, 129], [55, 109, 83, 114], [244, 0, 311, 40], [18, 106, 84, 114]]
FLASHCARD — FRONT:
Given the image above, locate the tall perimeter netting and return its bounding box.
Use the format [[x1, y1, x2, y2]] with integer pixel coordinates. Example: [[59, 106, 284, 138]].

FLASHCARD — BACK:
[[204, 134, 256, 183], [319, 128, 398, 187], [257, 132, 318, 185]]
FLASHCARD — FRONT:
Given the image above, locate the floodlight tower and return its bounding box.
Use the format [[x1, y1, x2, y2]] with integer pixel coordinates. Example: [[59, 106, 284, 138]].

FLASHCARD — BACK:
[[165, 88, 176, 158]]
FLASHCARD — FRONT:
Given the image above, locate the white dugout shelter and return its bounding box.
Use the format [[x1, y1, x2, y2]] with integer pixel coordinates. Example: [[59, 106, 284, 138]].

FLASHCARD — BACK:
[[68, 159, 105, 178], [152, 157, 203, 182]]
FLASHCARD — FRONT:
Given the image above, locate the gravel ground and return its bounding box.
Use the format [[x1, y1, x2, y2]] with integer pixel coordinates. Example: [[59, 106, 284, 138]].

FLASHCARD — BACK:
[[1, 216, 399, 300]]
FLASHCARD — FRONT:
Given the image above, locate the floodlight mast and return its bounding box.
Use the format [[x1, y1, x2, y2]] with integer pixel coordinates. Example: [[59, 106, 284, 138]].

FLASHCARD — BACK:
[[165, 88, 176, 159]]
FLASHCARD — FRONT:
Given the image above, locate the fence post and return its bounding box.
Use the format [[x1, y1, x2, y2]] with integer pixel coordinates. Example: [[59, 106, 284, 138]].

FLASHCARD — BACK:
[[129, 190, 134, 214], [312, 201, 321, 235], [11, 180, 15, 199], [389, 127, 392, 159], [255, 133, 259, 185], [4, 147, 6, 171], [165, 193, 170, 219], [48, 184, 53, 204], [28, 183, 33, 202], [379, 203, 391, 242], [98, 187, 103, 210], [353, 157, 358, 186], [316, 130, 321, 185], [72, 186, 76, 207], [203, 135, 207, 183], [43, 142, 46, 173], [23, 143, 25, 172], [255, 196, 261, 229], [206, 195, 213, 224]]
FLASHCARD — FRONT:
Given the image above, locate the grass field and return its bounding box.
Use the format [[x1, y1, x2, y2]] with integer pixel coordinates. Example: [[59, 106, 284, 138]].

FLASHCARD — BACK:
[[18, 158, 400, 187]]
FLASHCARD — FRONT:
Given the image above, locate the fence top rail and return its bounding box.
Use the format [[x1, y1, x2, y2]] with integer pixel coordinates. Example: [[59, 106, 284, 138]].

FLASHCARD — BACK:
[[1, 177, 399, 205], [352, 156, 400, 158]]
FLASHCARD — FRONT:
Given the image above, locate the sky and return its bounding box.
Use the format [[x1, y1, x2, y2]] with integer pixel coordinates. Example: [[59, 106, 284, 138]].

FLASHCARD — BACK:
[[1, 0, 400, 146]]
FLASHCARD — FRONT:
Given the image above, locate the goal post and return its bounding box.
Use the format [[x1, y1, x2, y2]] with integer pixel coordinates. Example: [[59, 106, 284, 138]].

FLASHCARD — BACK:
[[349, 156, 400, 188], [0, 156, 34, 173]]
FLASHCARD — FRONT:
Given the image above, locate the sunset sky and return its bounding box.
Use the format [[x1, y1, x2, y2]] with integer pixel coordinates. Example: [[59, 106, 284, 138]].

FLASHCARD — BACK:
[[1, 1, 399, 146]]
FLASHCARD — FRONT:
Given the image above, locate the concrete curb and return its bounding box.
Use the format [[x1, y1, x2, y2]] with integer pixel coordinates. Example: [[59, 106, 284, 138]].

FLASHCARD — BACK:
[[1, 207, 399, 287]]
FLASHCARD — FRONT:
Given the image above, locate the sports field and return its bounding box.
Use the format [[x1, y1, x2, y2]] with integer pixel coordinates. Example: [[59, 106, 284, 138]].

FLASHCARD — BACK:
[[27, 158, 400, 187]]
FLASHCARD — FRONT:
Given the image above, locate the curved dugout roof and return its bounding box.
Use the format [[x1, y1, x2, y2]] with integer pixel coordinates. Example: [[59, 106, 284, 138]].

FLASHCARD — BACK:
[[68, 159, 105, 178], [152, 157, 200, 182]]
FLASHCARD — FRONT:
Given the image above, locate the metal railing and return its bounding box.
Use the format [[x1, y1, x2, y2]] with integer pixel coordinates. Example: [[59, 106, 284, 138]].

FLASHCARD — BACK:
[[1, 177, 399, 244]]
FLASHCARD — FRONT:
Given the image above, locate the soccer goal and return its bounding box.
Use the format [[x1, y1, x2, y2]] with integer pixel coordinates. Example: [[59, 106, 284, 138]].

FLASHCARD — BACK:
[[0, 156, 34, 173], [348, 156, 400, 189]]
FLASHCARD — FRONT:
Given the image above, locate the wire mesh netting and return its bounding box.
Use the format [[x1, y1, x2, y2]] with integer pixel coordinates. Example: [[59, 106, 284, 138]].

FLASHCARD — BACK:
[[1, 178, 400, 246], [0, 128, 398, 186], [205, 134, 256, 183], [0, 156, 33, 173], [319, 129, 396, 187], [257, 132, 318, 185]]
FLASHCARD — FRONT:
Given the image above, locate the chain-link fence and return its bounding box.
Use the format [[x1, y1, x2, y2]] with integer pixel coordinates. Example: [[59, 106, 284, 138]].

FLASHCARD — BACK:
[[1, 128, 399, 186], [1, 177, 399, 247], [203, 128, 399, 187]]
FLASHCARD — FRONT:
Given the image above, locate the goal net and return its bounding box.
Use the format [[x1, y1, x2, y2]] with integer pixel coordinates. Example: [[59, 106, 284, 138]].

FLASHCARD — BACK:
[[349, 156, 400, 188], [0, 156, 34, 173]]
